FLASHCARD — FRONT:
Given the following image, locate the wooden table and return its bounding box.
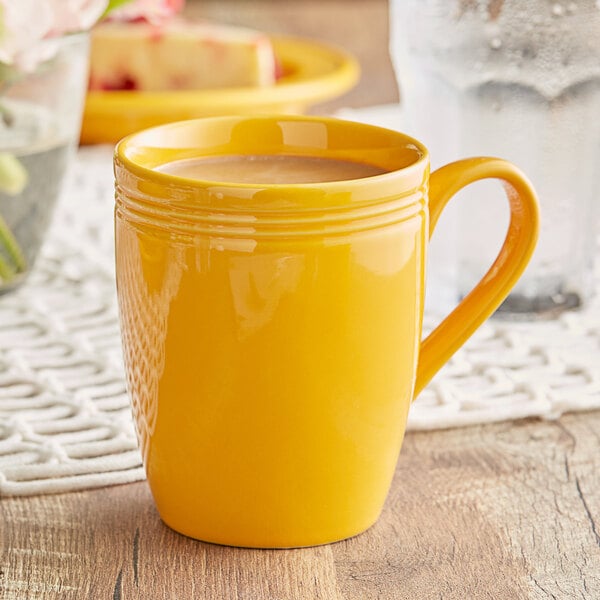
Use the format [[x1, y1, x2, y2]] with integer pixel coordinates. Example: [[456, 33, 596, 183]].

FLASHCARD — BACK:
[[3, 413, 600, 599], [2, 2, 600, 598]]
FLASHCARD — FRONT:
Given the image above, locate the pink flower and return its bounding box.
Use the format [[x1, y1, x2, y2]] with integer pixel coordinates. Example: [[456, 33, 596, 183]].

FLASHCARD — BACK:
[[0, 0, 108, 69], [51, 0, 112, 33], [108, 0, 185, 24], [0, 0, 185, 71]]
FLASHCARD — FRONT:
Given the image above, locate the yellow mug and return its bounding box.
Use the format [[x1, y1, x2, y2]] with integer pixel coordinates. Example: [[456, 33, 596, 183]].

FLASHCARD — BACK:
[[114, 115, 539, 548]]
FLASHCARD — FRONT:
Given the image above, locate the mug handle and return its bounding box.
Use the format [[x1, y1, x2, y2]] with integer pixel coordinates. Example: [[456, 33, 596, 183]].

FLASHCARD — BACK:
[[414, 157, 540, 397]]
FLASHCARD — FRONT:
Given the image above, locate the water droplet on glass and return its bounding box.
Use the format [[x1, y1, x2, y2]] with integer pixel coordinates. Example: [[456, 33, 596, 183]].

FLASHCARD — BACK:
[[521, 45, 537, 60], [490, 37, 502, 50]]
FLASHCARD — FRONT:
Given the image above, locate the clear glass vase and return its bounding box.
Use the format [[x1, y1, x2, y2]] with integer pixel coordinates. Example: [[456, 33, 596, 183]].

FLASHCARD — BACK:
[[0, 33, 90, 293]]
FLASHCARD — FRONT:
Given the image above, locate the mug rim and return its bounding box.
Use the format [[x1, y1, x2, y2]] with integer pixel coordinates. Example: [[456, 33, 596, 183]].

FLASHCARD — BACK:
[[115, 114, 430, 193]]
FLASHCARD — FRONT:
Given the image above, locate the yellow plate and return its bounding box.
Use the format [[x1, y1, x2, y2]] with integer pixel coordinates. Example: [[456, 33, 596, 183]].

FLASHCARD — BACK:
[[80, 36, 360, 144]]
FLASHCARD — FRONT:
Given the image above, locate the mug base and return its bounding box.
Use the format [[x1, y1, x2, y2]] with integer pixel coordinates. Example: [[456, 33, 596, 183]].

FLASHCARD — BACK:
[[157, 513, 380, 549]]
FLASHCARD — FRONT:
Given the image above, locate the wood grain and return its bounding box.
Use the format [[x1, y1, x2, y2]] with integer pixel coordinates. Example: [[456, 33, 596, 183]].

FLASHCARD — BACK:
[[2, 412, 600, 599]]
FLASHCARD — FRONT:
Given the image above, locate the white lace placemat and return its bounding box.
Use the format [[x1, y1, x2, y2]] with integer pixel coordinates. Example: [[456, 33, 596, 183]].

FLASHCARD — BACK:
[[1, 140, 599, 497]]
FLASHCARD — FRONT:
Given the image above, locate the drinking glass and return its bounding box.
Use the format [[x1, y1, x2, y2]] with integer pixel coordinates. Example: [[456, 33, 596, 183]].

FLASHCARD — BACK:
[[390, 0, 600, 317]]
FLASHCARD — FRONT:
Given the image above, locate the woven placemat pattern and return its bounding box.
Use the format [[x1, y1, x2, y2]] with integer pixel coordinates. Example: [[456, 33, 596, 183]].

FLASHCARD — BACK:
[[1, 145, 599, 497], [0, 147, 143, 496]]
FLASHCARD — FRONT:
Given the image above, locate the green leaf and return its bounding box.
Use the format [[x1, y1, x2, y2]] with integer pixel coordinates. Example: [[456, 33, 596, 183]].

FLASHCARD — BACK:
[[0, 152, 28, 195], [0, 211, 26, 276], [0, 253, 17, 282], [102, 0, 136, 19]]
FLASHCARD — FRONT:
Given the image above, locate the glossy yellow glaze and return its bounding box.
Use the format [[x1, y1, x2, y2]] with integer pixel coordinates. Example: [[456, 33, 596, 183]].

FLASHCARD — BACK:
[[114, 116, 539, 547]]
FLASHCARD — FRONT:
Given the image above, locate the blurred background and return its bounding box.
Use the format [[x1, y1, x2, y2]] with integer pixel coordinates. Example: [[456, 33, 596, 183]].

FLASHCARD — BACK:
[[183, 0, 399, 112]]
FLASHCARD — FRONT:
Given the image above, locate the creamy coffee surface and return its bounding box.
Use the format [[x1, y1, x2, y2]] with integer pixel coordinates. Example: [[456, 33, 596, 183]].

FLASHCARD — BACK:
[[158, 154, 388, 184]]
